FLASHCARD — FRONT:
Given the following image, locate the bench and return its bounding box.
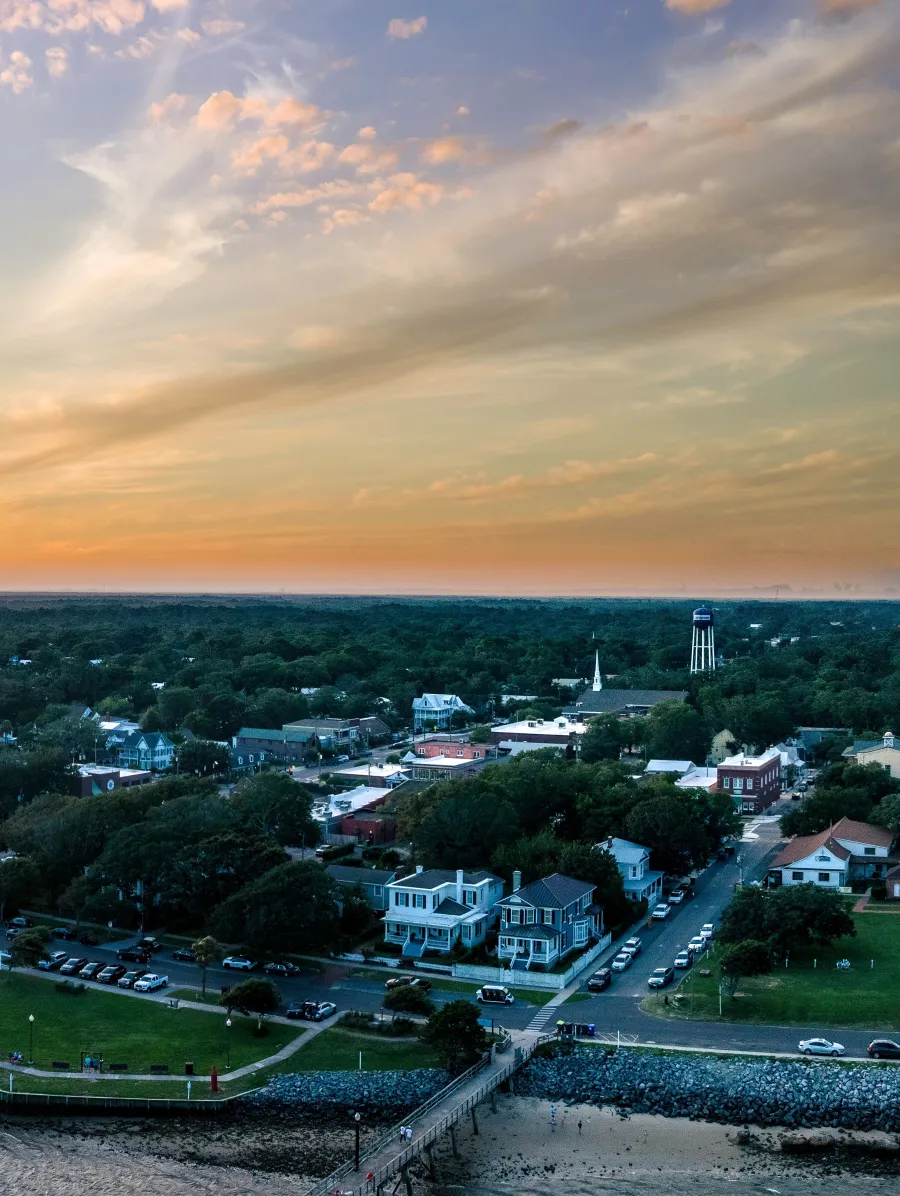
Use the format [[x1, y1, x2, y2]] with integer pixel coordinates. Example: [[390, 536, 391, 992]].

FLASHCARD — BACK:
[[149, 1064, 169, 1075], [108, 1063, 128, 1072], [52, 1061, 69, 1071]]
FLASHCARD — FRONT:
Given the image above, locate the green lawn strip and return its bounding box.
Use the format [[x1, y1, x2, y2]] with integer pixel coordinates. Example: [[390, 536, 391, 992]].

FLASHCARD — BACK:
[[167, 987, 223, 1006], [563, 991, 592, 1005], [0, 974, 302, 1074], [641, 916, 900, 1030], [7, 1058, 294, 1100], [290, 1026, 441, 1072]]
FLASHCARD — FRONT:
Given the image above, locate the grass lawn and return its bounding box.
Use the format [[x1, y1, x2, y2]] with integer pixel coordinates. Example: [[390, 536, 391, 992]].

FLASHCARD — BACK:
[[0, 974, 303, 1075], [642, 915, 900, 1030], [290, 1026, 441, 1072], [564, 991, 592, 1005], [167, 987, 223, 1006]]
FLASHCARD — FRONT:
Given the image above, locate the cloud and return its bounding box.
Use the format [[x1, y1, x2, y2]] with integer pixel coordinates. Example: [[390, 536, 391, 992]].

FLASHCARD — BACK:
[[338, 142, 399, 174], [150, 0, 187, 10], [45, 45, 68, 77], [0, 49, 33, 93], [253, 180, 363, 212], [368, 172, 444, 212], [230, 134, 289, 178], [357, 126, 377, 141], [387, 16, 427, 40], [420, 136, 465, 164], [148, 92, 187, 122], [1, 1, 147, 36], [114, 33, 162, 60], [819, 0, 882, 15], [196, 90, 323, 132], [456, 106, 470, 117], [201, 17, 245, 36], [665, 0, 731, 13]]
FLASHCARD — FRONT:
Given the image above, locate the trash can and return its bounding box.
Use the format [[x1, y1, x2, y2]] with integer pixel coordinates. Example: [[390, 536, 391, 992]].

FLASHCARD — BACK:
[[587, 1024, 595, 1037], [184, 1062, 194, 1076]]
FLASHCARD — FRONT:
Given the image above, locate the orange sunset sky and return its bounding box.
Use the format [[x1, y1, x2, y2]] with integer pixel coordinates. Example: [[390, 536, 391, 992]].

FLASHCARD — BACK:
[[0, 0, 898, 596]]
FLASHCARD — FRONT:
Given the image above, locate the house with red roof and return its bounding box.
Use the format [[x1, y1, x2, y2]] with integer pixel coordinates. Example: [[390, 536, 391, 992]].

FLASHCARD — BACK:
[[769, 817, 895, 889]]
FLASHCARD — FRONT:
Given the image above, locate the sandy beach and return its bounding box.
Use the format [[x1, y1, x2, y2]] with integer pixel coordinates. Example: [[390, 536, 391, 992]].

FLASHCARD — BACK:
[[2, 1095, 900, 1196]]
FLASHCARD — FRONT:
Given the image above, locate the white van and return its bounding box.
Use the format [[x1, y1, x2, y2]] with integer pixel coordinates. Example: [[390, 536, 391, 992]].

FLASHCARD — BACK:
[[475, 985, 514, 1005]]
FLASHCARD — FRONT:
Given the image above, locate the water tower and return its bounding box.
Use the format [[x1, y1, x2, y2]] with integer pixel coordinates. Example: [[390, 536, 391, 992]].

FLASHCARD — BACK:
[[689, 606, 716, 674]]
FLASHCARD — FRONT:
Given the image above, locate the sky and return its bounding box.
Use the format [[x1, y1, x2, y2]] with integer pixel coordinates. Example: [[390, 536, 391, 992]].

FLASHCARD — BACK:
[[0, 0, 898, 597]]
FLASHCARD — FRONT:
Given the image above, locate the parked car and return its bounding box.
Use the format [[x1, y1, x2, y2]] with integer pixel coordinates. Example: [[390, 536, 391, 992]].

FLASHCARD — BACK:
[[798, 1037, 845, 1056], [5, 927, 20, 938], [79, 961, 105, 981], [611, 952, 633, 973], [668, 888, 687, 905], [117, 969, 147, 989], [651, 903, 672, 920], [37, 951, 69, 971], [52, 926, 77, 940], [700, 923, 715, 941], [673, 951, 692, 970], [476, 984, 514, 1005], [137, 937, 162, 952], [78, 931, 100, 947], [171, 947, 196, 962], [264, 961, 302, 977], [648, 967, 675, 988], [133, 973, 168, 992], [867, 1039, 900, 1060], [286, 1001, 318, 1020], [587, 967, 612, 992], [385, 974, 433, 992], [622, 937, 642, 957], [117, 946, 151, 963], [306, 1000, 337, 1021], [97, 965, 126, 984], [223, 955, 258, 971], [335, 754, 350, 763], [59, 956, 88, 975], [7, 916, 34, 929], [688, 936, 707, 956]]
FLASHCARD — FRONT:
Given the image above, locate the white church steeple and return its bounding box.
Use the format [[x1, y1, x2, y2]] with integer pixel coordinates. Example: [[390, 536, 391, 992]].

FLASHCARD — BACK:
[[592, 649, 603, 691]]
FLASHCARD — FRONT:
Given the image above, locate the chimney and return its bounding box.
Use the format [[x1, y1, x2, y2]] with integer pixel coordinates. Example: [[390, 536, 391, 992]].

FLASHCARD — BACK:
[[512, 869, 522, 892], [415, 864, 423, 874], [607, 836, 613, 850], [456, 868, 464, 903]]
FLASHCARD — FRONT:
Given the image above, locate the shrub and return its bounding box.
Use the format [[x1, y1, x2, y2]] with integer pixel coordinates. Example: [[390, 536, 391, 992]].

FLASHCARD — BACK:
[[870, 882, 887, 901], [55, 981, 86, 996]]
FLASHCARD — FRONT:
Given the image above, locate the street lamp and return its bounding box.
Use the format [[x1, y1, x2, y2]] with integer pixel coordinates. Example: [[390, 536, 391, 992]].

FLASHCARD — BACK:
[[225, 1017, 232, 1070], [354, 1111, 361, 1171], [28, 1014, 34, 1065]]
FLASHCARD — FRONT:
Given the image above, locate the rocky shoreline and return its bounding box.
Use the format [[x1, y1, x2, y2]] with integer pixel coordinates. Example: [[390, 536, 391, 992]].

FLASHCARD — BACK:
[[516, 1046, 900, 1131]]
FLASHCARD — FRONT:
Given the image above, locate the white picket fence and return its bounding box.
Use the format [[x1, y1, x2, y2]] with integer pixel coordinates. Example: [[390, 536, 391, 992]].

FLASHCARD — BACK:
[[450, 934, 611, 991]]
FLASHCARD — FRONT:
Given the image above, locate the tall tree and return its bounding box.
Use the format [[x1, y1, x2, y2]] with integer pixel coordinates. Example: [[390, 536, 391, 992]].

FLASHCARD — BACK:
[[421, 1000, 489, 1072], [211, 861, 339, 955]]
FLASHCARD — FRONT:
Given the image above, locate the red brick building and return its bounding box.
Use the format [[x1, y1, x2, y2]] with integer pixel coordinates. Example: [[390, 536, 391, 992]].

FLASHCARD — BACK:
[[717, 747, 782, 814]]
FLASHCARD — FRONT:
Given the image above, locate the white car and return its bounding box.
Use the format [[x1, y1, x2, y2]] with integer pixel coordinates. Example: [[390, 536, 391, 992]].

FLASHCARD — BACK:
[[667, 889, 686, 905], [799, 1037, 845, 1057], [622, 937, 642, 957], [223, 955, 257, 971], [610, 952, 633, 972], [673, 951, 692, 969], [700, 923, 715, 940], [688, 936, 706, 956], [133, 973, 168, 992], [651, 903, 672, 920]]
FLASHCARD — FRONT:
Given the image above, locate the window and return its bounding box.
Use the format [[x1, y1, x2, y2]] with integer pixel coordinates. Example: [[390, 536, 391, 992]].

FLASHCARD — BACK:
[[526, 908, 535, 924], [574, 922, 588, 944], [792, 871, 804, 881], [464, 889, 476, 905], [631, 865, 637, 877], [394, 891, 409, 907], [745, 779, 753, 790], [413, 894, 426, 909], [733, 777, 743, 791], [543, 909, 554, 925], [864, 847, 876, 856], [506, 908, 521, 925], [456, 749, 464, 757], [722, 776, 730, 787], [818, 872, 831, 882], [474, 750, 481, 758]]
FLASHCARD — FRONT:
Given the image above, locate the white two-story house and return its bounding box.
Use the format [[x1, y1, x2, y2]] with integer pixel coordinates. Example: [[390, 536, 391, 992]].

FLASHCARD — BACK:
[[383, 867, 503, 958], [601, 836, 663, 905], [117, 730, 175, 772], [769, 818, 895, 888], [496, 872, 600, 971]]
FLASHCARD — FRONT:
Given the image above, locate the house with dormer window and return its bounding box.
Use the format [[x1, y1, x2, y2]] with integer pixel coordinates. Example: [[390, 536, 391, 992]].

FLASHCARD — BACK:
[[496, 871, 600, 971], [600, 836, 663, 905], [383, 866, 503, 957], [769, 818, 896, 888], [117, 730, 175, 772]]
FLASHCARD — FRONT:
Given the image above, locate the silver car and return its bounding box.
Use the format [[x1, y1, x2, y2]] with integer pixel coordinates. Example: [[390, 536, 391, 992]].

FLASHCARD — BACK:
[[799, 1038, 845, 1057], [610, 952, 633, 973]]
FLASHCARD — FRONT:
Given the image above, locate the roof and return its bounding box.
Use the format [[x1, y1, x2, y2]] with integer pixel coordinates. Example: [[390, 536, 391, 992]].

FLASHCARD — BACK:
[[388, 868, 500, 890], [719, 747, 781, 769], [600, 837, 649, 864], [772, 829, 851, 868], [326, 865, 397, 886], [886, 863, 900, 881], [842, 740, 882, 757], [497, 872, 594, 909], [412, 694, 473, 713], [645, 759, 694, 775], [567, 689, 688, 715], [435, 897, 468, 916], [831, 817, 894, 849], [284, 718, 354, 731], [500, 924, 559, 941], [120, 730, 174, 750], [236, 726, 314, 744], [359, 716, 391, 734]]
